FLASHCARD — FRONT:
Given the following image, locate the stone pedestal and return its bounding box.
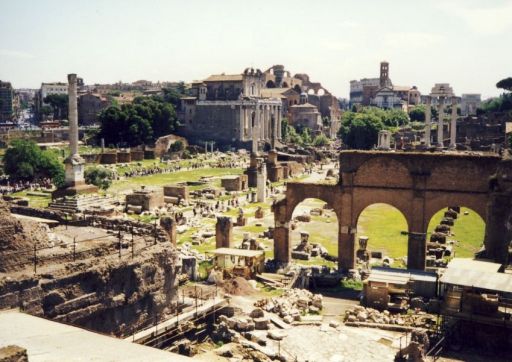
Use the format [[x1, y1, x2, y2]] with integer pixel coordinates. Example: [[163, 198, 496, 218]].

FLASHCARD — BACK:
[[216, 216, 233, 248], [377, 130, 392, 150]]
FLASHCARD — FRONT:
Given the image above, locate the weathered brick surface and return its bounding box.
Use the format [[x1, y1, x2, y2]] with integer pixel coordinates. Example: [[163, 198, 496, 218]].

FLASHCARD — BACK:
[[273, 151, 501, 271], [0, 247, 179, 337]]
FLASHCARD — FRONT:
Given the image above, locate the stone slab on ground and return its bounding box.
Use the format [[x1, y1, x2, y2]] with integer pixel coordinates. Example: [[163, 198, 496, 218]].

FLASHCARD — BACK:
[[0, 309, 192, 361]]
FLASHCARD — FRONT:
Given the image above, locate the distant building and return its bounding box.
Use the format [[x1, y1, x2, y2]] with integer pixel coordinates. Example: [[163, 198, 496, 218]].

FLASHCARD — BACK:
[[263, 65, 341, 136], [78, 93, 110, 126], [460, 94, 481, 116], [34, 82, 68, 121], [289, 93, 322, 132], [350, 61, 421, 110], [260, 87, 300, 117], [0, 81, 15, 122], [178, 68, 282, 149]]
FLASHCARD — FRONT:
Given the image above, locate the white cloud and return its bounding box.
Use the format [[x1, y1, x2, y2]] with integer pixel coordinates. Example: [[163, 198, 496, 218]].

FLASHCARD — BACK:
[[0, 49, 35, 59], [438, 0, 512, 35]]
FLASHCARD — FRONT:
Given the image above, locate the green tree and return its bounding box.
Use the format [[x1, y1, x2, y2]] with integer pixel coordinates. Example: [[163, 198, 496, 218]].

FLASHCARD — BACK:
[[287, 126, 303, 145], [338, 111, 384, 149], [97, 96, 177, 147], [409, 105, 426, 122], [301, 127, 312, 145], [3, 140, 64, 187], [169, 140, 185, 152], [84, 167, 112, 190], [43, 94, 68, 120], [312, 134, 330, 147], [497, 77, 512, 92], [281, 118, 290, 141], [41, 105, 53, 117]]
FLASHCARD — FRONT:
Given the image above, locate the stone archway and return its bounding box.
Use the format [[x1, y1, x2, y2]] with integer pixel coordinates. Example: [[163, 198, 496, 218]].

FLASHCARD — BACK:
[[273, 151, 501, 271]]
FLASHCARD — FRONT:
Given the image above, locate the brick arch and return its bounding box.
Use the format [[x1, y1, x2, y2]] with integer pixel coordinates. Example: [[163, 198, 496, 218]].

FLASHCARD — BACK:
[[283, 183, 340, 222], [353, 157, 413, 189], [352, 192, 412, 230], [424, 193, 488, 228]]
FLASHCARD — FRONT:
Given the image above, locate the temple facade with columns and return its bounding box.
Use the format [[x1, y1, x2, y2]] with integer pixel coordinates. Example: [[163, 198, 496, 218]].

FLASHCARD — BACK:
[[423, 83, 458, 150], [178, 68, 282, 150]]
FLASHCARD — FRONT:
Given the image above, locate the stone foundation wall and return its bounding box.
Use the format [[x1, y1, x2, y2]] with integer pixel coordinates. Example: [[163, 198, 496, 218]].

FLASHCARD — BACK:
[[221, 175, 248, 191], [163, 185, 189, 200], [99, 153, 117, 164], [126, 189, 164, 211], [117, 151, 131, 163], [0, 246, 179, 337], [9, 205, 65, 222]]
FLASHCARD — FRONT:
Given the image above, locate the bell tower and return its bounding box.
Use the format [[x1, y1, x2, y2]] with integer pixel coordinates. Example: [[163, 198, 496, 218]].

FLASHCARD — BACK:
[[380, 61, 389, 87]]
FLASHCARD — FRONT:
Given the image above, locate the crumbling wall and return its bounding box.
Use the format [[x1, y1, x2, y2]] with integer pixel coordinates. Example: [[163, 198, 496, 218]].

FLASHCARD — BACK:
[[0, 200, 50, 271], [0, 246, 179, 337]]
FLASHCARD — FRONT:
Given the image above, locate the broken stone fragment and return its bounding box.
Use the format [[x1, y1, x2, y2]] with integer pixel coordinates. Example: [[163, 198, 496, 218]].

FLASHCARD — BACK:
[[267, 329, 287, 340]]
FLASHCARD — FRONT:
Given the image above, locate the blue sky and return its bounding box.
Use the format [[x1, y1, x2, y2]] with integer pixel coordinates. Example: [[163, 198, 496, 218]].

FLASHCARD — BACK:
[[0, 0, 511, 99]]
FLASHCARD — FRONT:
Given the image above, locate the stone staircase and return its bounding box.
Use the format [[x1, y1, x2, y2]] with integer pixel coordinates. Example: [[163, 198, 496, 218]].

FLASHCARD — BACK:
[[48, 194, 115, 213]]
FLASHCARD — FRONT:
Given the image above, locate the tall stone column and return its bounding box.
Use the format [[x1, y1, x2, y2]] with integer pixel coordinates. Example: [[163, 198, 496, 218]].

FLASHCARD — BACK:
[[68, 74, 79, 156], [424, 96, 431, 147], [437, 96, 444, 149], [277, 107, 282, 139], [239, 105, 244, 141], [449, 96, 457, 150], [256, 159, 267, 203]]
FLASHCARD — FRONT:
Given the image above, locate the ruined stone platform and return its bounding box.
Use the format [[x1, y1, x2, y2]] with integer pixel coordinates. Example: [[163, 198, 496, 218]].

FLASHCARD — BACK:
[[47, 194, 115, 213]]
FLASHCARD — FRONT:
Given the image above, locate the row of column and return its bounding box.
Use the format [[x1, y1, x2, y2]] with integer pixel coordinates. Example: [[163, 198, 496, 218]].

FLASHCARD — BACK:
[[241, 102, 281, 151], [424, 95, 458, 150]]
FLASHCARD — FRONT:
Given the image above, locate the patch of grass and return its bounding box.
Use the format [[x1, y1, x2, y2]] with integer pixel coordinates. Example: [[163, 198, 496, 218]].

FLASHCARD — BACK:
[[177, 227, 199, 244], [107, 167, 243, 194], [240, 225, 266, 233], [198, 260, 213, 280], [340, 279, 363, 291], [294, 257, 337, 268], [357, 204, 408, 260], [256, 282, 285, 297], [427, 207, 485, 258], [194, 237, 216, 254], [11, 190, 51, 208]]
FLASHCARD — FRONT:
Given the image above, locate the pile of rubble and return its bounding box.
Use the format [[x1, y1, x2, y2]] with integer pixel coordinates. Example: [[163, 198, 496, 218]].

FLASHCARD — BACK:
[[211, 303, 292, 362], [344, 306, 436, 329], [426, 207, 462, 267], [291, 231, 330, 261], [254, 289, 323, 323]]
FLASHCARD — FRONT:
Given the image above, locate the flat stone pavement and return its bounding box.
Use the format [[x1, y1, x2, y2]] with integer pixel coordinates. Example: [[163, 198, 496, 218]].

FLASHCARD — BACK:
[[279, 324, 401, 362], [0, 309, 192, 362]]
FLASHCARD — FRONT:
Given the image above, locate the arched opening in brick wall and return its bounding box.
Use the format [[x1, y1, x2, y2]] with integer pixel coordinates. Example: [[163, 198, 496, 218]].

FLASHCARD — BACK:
[[355, 203, 409, 268], [290, 198, 339, 268], [426, 206, 486, 260]]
